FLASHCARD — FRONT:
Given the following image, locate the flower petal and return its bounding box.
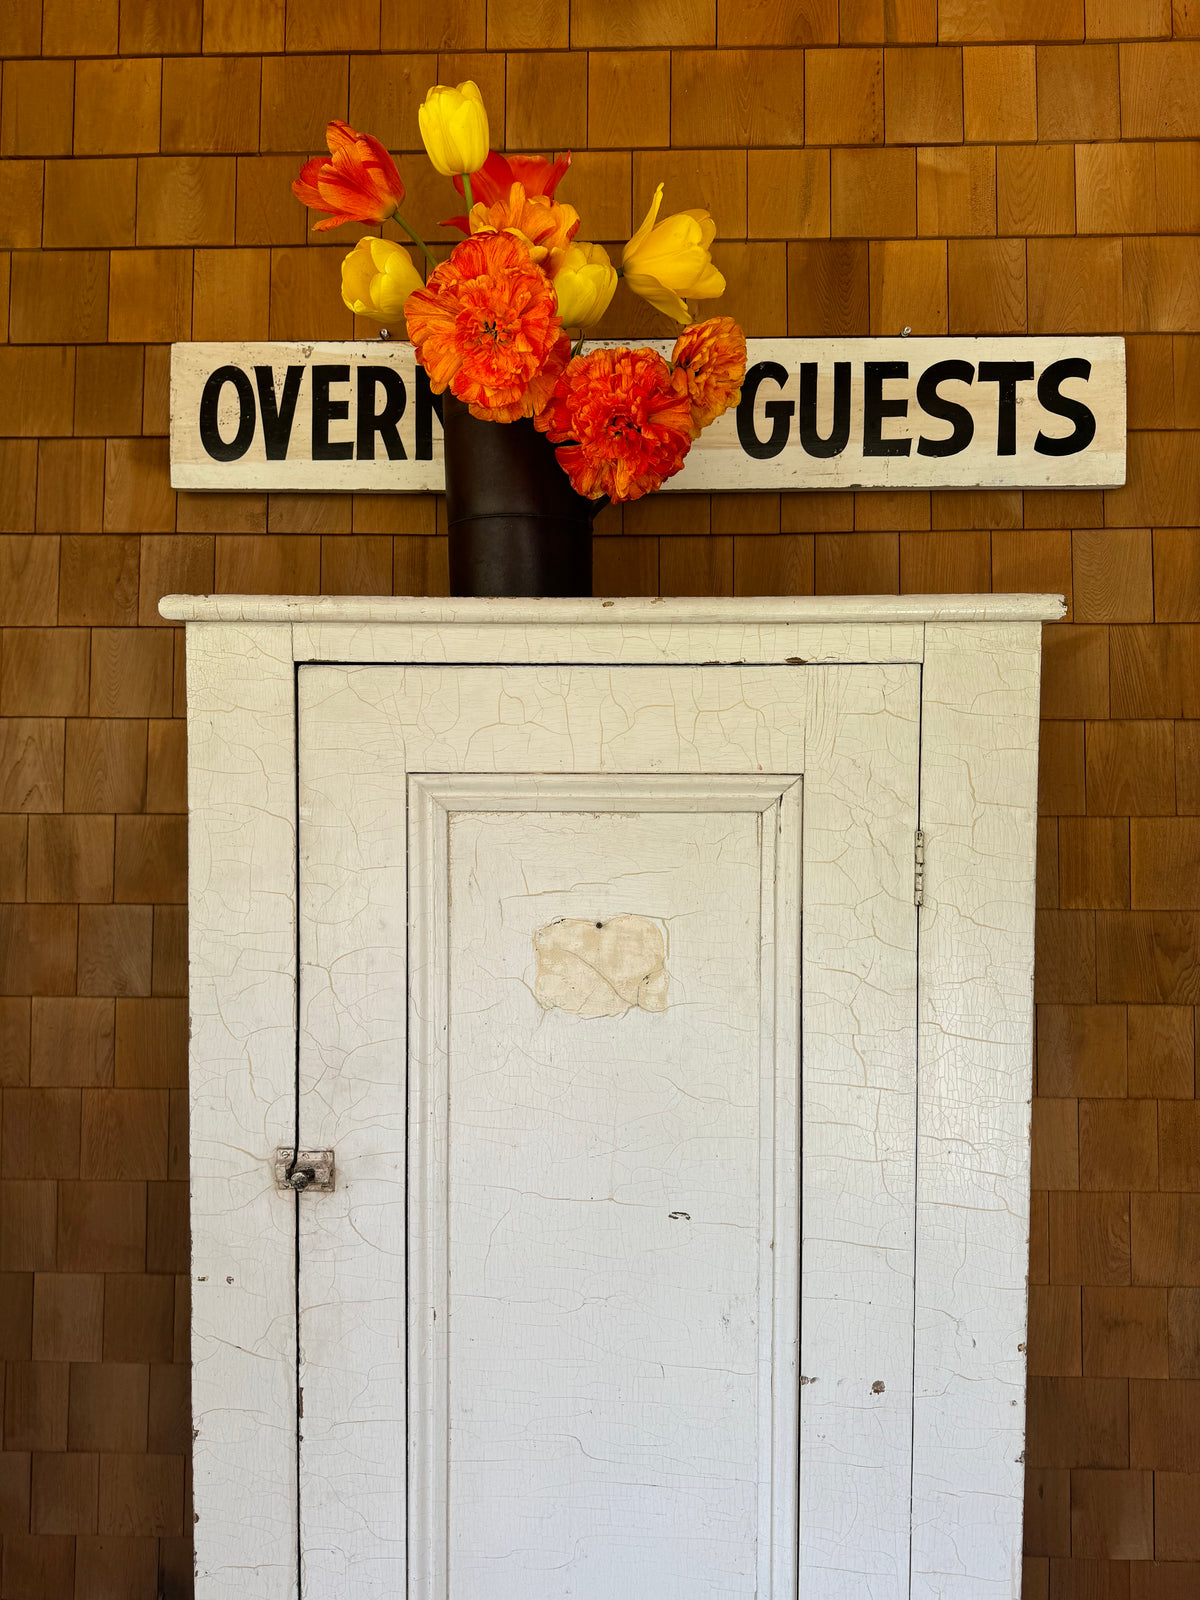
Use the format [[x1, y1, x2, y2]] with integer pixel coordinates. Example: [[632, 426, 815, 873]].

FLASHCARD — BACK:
[[405, 230, 562, 414], [533, 345, 693, 501], [325, 120, 358, 157], [623, 182, 664, 265], [622, 271, 692, 324]]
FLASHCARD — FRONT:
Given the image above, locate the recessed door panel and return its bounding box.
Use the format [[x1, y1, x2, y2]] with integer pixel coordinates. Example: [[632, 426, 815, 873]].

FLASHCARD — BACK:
[[407, 781, 800, 1600]]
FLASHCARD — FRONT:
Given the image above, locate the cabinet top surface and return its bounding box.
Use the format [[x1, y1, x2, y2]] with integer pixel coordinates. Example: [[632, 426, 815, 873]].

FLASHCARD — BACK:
[[160, 593, 1065, 624]]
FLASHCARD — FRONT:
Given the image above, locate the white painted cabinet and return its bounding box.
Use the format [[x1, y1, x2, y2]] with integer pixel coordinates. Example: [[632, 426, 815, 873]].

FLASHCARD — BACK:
[[168, 595, 1061, 1600]]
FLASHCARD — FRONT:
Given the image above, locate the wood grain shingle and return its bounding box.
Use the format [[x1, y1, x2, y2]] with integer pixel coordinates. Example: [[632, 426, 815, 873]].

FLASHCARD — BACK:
[[0, 4, 1198, 1590]]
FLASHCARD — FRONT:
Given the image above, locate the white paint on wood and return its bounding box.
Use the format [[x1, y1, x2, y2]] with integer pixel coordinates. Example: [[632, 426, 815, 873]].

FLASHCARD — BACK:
[[910, 622, 1042, 1600], [170, 338, 1125, 492], [177, 598, 1051, 1600], [287, 619, 929, 673], [404, 772, 802, 1600], [185, 622, 298, 1600], [295, 665, 410, 1597], [160, 594, 1066, 625], [669, 337, 1124, 491], [294, 680, 817, 1595], [799, 665, 921, 1596], [297, 668, 920, 1598]]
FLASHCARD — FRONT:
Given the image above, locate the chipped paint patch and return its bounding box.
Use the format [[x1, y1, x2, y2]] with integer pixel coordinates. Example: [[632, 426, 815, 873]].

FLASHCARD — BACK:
[[533, 914, 669, 1017]]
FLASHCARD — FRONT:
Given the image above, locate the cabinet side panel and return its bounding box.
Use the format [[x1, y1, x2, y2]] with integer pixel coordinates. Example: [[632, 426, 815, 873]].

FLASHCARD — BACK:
[[799, 665, 922, 1600], [296, 665, 411, 1597], [913, 620, 1042, 1600], [186, 621, 298, 1600]]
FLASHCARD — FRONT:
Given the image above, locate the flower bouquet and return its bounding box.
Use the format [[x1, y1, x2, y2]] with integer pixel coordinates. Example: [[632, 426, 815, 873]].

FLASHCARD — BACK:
[[293, 84, 747, 595]]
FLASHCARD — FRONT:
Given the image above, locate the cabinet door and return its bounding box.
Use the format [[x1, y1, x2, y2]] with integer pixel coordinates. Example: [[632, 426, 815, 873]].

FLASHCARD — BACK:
[[297, 664, 920, 1600]]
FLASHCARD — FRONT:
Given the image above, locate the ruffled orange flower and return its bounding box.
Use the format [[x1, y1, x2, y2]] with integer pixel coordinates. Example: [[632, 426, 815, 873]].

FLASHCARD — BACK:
[[467, 182, 580, 273], [672, 316, 748, 435], [447, 149, 572, 232], [405, 231, 564, 423], [490, 331, 572, 424], [534, 347, 694, 502], [292, 120, 405, 231]]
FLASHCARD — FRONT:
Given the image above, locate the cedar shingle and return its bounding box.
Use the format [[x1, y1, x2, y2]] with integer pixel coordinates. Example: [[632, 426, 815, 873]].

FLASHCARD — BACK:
[[1049, 1191, 1131, 1287]]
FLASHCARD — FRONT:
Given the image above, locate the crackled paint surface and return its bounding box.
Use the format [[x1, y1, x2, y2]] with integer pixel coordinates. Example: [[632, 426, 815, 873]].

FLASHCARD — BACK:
[[445, 808, 766, 1598], [533, 913, 670, 1017], [910, 622, 1042, 1600], [187, 622, 298, 1600], [179, 598, 1051, 1600], [299, 663, 917, 1600]]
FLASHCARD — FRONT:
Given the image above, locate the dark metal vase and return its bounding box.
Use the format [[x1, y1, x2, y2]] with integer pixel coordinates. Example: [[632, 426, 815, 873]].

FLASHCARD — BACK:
[[442, 395, 598, 597]]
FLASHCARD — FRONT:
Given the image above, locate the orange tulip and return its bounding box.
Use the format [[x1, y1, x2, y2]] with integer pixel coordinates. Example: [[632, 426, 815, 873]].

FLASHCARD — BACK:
[[293, 120, 406, 232], [447, 149, 572, 232], [467, 182, 580, 272]]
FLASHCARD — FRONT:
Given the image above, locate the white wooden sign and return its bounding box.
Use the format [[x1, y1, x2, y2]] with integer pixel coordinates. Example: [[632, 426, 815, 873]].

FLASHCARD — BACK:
[[170, 336, 1125, 494], [169, 592, 1059, 1600]]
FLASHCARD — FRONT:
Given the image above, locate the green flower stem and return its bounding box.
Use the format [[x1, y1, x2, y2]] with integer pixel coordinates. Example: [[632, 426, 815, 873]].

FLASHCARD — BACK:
[[392, 209, 438, 270], [462, 172, 475, 213]]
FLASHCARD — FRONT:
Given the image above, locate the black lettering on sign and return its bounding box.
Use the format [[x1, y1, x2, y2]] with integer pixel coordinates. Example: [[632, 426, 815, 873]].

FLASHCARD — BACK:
[[977, 361, 1035, 455], [198, 365, 256, 462], [357, 366, 407, 461], [916, 360, 975, 458], [254, 366, 303, 460], [863, 361, 911, 457], [414, 364, 443, 461], [797, 362, 851, 459], [312, 364, 353, 461], [737, 362, 794, 460], [1035, 358, 1097, 457]]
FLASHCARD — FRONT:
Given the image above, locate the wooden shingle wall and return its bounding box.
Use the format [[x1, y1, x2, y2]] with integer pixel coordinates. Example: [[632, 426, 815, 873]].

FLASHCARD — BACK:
[[1, 1, 1199, 1595]]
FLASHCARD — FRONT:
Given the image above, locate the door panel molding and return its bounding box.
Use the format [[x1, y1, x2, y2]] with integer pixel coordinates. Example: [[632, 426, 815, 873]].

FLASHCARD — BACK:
[[407, 773, 802, 1600]]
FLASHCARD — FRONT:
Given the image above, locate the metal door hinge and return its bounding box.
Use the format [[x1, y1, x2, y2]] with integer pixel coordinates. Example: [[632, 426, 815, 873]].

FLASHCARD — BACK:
[[914, 829, 926, 907], [274, 1148, 335, 1192]]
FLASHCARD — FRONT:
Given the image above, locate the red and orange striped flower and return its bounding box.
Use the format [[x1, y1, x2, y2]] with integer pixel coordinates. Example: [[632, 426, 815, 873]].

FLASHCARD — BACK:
[[292, 120, 406, 231]]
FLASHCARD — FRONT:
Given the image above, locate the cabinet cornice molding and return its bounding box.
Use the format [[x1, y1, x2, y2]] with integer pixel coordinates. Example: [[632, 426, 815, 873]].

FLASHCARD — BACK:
[[160, 592, 1065, 625]]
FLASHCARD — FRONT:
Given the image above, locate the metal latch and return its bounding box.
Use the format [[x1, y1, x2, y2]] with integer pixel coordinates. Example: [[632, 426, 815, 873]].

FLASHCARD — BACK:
[[274, 1148, 335, 1192]]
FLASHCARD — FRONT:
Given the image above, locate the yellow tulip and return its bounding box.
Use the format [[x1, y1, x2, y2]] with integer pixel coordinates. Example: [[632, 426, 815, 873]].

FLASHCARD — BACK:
[[552, 241, 618, 329], [418, 81, 490, 178], [341, 236, 424, 322], [621, 182, 725, 324]]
